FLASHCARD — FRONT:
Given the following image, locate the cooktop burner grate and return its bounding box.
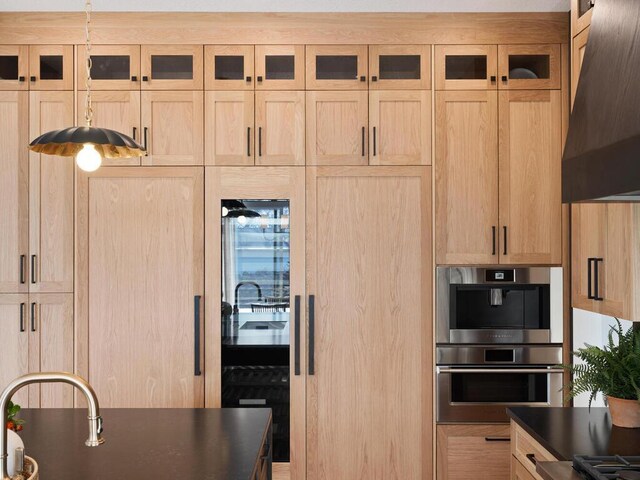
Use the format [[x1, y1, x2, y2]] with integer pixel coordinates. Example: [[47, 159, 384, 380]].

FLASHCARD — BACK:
[[573, 455, 640, 480]]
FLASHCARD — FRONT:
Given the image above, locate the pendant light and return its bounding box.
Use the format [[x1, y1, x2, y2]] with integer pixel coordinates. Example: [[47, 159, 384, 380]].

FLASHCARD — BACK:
[[28, 0, 144, 171]]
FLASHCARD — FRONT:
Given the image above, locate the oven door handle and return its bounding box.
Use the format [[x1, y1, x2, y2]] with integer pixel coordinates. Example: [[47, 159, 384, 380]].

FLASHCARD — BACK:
[[437, 367, 565, 374]]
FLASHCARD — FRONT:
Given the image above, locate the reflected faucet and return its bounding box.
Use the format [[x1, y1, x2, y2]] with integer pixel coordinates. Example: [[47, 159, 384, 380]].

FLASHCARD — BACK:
[[0, 372, 104, 480], [233, 281, 263, 313]]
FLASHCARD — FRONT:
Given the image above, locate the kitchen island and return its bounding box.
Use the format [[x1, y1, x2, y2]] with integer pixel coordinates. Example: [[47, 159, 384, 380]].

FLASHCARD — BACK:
[[17, 408, 272, 480]]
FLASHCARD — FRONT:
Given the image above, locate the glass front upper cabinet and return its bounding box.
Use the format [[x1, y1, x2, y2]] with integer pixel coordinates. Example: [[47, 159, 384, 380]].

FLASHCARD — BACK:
[[578, 0, 594, 18], [435, 45, 498, 90], [77, 45, 140, 90], [369, 45, 431, 90], [141, 45, 203, 90], [205, 45, 254, 90], [498, 45, 561, 90], [29, 45, 73, 90], [0, 45, 28, 90], [255, 45, 304, 90], [305, 45, 368, 90]]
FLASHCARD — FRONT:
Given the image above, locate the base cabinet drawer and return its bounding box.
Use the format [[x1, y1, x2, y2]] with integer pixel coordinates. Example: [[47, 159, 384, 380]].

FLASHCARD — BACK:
[[437, 424, 511, 480], [511, 421, 557, 479], [512, 455, 538, 480]]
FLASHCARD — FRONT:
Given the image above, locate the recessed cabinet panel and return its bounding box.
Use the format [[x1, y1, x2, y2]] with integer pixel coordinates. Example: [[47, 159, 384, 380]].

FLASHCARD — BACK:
[[0, 295, 29, 407], [572, 0, 593, 37], [77, 91, 141, 166], [205, 91, 254, 166], [0, 45, 28, 90], [141, 45, 203, 90], [78, 45, 140, 90], [572, 27, 589, 106], [306, 45, 368, 90], [571, 203, 605, 314], [255, 45, 304, 90], [369, 45, 431, 90], [256, 91, 305, 166], [435, 45, 497, 90], [498, 45, 561, 90], [29, 45, 73, 90], [205, 45, 254, 90]]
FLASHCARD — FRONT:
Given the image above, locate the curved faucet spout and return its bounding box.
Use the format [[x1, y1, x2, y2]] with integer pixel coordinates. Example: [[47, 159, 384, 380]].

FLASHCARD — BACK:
[[0, 372, 104, 480]]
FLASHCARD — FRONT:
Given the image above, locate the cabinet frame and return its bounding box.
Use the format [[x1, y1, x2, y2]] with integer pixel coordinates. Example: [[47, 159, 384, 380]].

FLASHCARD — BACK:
[[435, 44, 498, 90], [571, 0, 593, 37], [205, 45, 254, 90], [369, 44, 431, 90], [28, 45, 74, 90], [0, 294, 30, 407], [572, 27, 589, 106], [0, 45, 28, 90], [77, 44, 141, 90], [141, 44, 203, 90], [255, 44, 304, 90], [497, 44, 561, 90], [305, 45, 368, 90]]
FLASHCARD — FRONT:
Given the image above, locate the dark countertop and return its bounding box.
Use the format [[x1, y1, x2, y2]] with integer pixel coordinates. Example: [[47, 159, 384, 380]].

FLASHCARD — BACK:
[[222, 312, 290, 346], [508, 407, 640, 461], [18, 408, 271, 480]]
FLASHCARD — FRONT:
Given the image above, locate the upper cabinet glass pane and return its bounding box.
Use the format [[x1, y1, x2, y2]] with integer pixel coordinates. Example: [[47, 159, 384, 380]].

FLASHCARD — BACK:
[[579, 0, 594, 17], [0, 56, 18, 80], [316, 55, 358, 80], [508, 55, 550, 80], [445, 55, 487, 80], [265, 55, 295, 80], [91, 55, 130, 80], [40, 55, 64, 80], [379, 55, 421, 80], [151, 55, 193, 80], [215, 55, 245, 80]]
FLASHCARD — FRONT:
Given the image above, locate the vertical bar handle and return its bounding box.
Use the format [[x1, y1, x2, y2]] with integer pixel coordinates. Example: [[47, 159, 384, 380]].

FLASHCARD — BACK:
[[373, 126, 377, 156], [143, 127, 148, 155], [194, 295, 202, 376], [19, 303, 25, 333], [20, 255, 26, 284], [258, 127, 262, 157], [503, 226, 508, 256], [594, 258, 604, 301], [30, 302, 37, 332], [132, 126, 137, 141], [247, 127, 251, 157], [492, 226, 497, 256], [30, 255, 37, 284], [361, 127, 365, 157], [294, 295, 301, 376], [308, 295, 315, 375], [587, 258, 594, 299]]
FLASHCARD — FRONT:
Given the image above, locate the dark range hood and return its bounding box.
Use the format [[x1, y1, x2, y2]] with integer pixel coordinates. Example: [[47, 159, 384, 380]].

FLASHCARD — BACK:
[[562, 0, 640, 202]]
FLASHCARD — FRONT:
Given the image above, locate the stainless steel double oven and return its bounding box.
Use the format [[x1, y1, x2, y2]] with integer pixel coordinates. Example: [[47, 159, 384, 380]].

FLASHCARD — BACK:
[[436, 267, 564, 423]]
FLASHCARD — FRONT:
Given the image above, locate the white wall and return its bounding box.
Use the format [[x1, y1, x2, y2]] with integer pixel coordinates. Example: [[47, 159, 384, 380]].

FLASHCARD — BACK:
[[0, 0, 570, 12]]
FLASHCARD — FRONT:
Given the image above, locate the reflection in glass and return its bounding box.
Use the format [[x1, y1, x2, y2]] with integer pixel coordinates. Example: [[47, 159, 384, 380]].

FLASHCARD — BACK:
[[445, 55, 487, 80], [90, 55, 130, 80], [221, 199, 291, 462], [316, 55, 358, 80], [39, 55, 64, 80], [0, 56, 18, 80], [265, 55, 295, 80], [215, 55, 245, 80], [151, 55, 193, 80], [379, 55, 421, 80], [508, 55, 550, 80]]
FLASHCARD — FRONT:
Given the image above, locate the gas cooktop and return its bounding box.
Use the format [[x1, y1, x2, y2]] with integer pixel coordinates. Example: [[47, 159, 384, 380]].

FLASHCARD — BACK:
[[573, 456, 640, 480]]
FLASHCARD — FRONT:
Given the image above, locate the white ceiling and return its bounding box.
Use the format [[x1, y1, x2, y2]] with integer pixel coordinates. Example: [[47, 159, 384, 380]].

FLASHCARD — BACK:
[[0, 0, 570, 12]]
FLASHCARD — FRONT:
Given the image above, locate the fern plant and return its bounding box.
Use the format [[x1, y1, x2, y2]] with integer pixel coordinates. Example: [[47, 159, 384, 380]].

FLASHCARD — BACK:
[[560, 319, 640, 408]]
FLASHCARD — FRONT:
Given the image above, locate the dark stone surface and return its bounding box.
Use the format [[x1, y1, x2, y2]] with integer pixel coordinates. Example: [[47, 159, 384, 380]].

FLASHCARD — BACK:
[[17, 408, 271, 479]]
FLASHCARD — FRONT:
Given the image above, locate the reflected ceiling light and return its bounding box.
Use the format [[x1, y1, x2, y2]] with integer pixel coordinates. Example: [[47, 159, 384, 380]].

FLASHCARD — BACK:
[[28, 0, 144, 171]]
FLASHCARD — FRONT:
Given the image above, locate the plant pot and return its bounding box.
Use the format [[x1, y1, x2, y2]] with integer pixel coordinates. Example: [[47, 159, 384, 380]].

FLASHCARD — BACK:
[[608, 396, 640, 428]]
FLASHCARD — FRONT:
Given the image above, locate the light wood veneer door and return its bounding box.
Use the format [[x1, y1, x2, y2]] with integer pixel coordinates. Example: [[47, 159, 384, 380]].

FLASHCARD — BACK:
[[0, 295, 29, 407], [497, 44, 561, 90], [141, 90, 204, 165], [77, 90, 141, 166], [255, 91, 305, 166], [434, 45, 498, 90], [369, 45, 431, 90], [29, 91, 74, 293], [77, 44, 141, 90], [255, 45, 305, 90], [306, 166, 432, 480], [435, 90, 499, 265], [28, 45, 73, 91], [205, 90, 254, 166], [571, 203, 605, 314], [76, 167, 204, 408], [141, 45, 203, 90], [572, 27, 589, 107], [305, 45, 368, 90], [205, 45, 254, 90], [0, 45, 28, 90], [0, 91, 29, 293], [369, 90, 431, 166], [306, 91, 368, 166], [498, 90, 562, 265]]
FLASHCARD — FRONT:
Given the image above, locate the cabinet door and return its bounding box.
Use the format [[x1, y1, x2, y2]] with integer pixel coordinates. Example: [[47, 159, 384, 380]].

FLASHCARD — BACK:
[[369, 90, 431, 166], [435, 45, 498, 90], [305, 45, 368, 90], [0, 295, 29, 407], [255, 45, 304, 90], [435, 90, 499, 265], [255, 91, 305, 166], [572, 27, 590, 107], [78, 44, 141, 90], [0, 91, 29, 293], [76, 167, 204, 408], [436, 424, 510, 480], [77, 90, 141, 166], [306, 91, 368, 166], [498, 45, 561, 90], [306, 166, 432, 480], [0, 45, 28, 90], [29, 91, 74, 293], [141, 90, 204, 165], [141, 45, 203, 90], [205, 45, 254, 90], [572, 0, 593, 38], [28, 294, 73, 408], [571, 203, 605, 313], [498, 90, 562, 265], [512, 456, 538, 480], [28, 45, 73, 90], [205, 91, 254, 166], [369, 44, 431, 90]]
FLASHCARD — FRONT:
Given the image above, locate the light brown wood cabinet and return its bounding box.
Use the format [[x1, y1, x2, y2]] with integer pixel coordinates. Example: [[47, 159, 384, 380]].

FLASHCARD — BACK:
[[306, 166, 432, 480], [0, 295, 30, 406], [437, 424, 511, 480], [369, 44, 431, 90], [28, 45, 73, 91], [141, 44, 203, 90], [497, 44, 561, 90], [305, 45, 368, 90], [77, 44, 141, 90], [571, 203, 640, 322], [512, 455, 538, 480], [205, 90, 254, 166], [0, 45, 28, 90], [255, 45, 305, 90], [511, 420, 557, 480], [572, 27, 589, 106], [205, 45, 254, 90], [435, 45, 498, 90]]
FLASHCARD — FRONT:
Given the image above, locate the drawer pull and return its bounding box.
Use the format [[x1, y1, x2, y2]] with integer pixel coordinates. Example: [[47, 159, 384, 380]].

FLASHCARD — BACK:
[[485, 436, 510, 442], [526, 453, 537, 465]]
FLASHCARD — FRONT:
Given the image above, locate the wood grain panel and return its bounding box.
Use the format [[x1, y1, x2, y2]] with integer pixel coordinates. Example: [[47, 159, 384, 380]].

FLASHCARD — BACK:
[[141, 44, 203, 90], [435, 45, 498, 90], [77, 44, 140, 91], [571, 0, 593, 37], [369, 44, 431, 90], [28, 45, 73, 91], [497, 44, 561, 90], [571, 203, 605, 313], [571, 27, 589, 107], [0, 45, 28, 90], [255, 45, 305, 90], [305, 45, 368, 90], [0, 295, 29, 407], [256, 90, 305, 166], [511, 421, 557, 480], [205, 45, 254, 90]]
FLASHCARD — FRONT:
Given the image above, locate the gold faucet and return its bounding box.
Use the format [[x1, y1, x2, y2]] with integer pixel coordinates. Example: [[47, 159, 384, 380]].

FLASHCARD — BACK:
[[0, 372, 105, 479]]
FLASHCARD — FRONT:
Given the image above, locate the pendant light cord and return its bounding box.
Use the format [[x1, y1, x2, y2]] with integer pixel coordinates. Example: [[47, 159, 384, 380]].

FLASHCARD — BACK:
[[84, 0, 93, 127]]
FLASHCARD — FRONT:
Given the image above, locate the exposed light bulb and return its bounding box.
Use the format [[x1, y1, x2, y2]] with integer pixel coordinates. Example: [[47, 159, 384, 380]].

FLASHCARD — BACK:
[[237, 215, 247, 225], [221, 206, 229, 217], [76, 143, 102, 172]]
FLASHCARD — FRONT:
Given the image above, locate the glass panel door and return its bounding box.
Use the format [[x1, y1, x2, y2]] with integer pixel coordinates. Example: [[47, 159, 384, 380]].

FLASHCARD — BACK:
[[255, 45, 304, 90], [498, 45, 561, 90], [29, 45, 73, 90], [205, 45, 254, 90], [435, 45, 497, 90], [579, 0, 594, 17], [78, 45, 140, 90], [141, 45, 203, 90], [305, 45, 368, 90], [369, 45, 430, 89]]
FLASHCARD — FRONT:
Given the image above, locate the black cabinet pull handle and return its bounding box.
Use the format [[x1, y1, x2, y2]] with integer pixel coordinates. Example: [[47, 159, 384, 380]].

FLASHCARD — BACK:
[[19, 303, 25, 333], [131, 75, 138, 82], [30, 254, 36, 284], [308, 295, 315, 376], [294, 295, 301, 376], [594, 258, 604, 301], [361, 126, 365, 157], [20, 255, 26, 284], [18, 76, 25, 82], [503, 226, 508, 256], [143, 127, 148, 154], [30, 302, 36, 332], [194, 295, 202, 376], [587, 258, 594, 299], [359, 76, 366, 82], [142, 75, 149, 82], [247, 127, 251, 157], [30, 76, 36, 82], [132, 126, 137, 141], [526, 453, 537, 466], [246, 76, 252, 83], [373, 126, 377, 156], [372, 75, 378, 82], [485, 436, 510, 442], [490, 75, 496, 83], [492, 226, 497, 256], [258, 127, 262, 157], [257, 76, 263, 82], [502, 75, 508, 83]]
